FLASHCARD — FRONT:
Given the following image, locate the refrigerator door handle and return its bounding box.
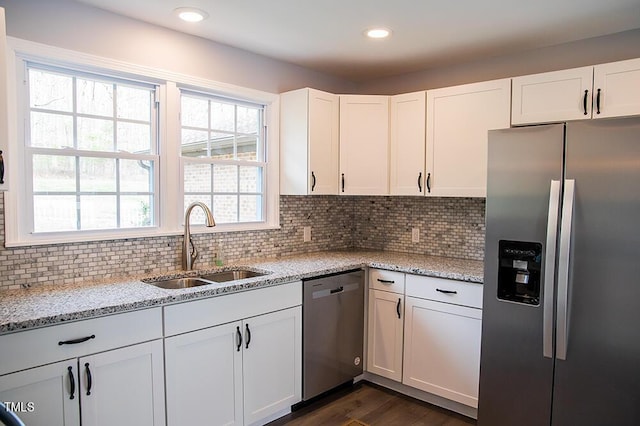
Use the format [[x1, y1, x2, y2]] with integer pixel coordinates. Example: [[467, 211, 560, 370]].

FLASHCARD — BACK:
[[556, 179, 576, 361], [543, 180, 561, 359]]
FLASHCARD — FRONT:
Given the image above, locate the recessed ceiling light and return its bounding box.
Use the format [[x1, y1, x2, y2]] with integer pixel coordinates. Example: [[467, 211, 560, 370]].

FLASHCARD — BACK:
[[174, 7, 209, 23], [365, 28, 391, 39]]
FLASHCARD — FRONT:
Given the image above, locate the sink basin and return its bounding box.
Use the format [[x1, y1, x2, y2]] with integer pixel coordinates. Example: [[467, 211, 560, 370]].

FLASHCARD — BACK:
[[145, 268, 269, 289], [198, 269, 267, 283]]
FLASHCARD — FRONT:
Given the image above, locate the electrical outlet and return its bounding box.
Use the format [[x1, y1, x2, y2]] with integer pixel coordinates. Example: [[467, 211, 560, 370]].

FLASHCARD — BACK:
[[412, 227, 420, 243], [303, 226, 311, 242]]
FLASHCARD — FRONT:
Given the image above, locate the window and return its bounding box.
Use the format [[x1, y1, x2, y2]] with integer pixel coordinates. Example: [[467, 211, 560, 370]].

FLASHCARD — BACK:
[[26, 64, 158, 233], [180, 91, 266, 225]]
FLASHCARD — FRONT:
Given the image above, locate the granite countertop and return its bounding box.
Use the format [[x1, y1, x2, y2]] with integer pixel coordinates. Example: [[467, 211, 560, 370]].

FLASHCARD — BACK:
[[0, 250, 483, 334]]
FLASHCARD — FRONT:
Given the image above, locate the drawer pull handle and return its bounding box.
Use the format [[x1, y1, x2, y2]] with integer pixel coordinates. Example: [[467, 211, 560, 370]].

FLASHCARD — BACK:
[[245, 323, 251, 349], [236, 326, 242, 352], [436, 288, 458, 295], [68, 366, 75, 400], [85, 363, 92, 396], [377, 279, 395, 284], [396, 298, 401, 319], [58, 334, 95, 345]]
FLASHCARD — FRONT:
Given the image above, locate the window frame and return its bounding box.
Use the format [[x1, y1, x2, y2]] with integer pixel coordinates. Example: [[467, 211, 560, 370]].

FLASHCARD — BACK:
[[4, 37, 280, 247]]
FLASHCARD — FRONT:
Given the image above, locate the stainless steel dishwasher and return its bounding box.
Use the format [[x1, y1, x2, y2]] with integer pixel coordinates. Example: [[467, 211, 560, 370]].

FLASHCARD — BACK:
[[302, 269, 364, 401]]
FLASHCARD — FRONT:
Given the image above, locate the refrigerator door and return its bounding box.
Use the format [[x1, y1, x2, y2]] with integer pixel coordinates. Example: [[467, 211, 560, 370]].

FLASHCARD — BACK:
[[478, 124, 564, 426], [552, 117, 640, 425]]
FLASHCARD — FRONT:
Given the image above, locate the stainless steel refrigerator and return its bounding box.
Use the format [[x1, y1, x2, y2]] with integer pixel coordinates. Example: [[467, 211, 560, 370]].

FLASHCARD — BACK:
[[478, 117, 640, 426]]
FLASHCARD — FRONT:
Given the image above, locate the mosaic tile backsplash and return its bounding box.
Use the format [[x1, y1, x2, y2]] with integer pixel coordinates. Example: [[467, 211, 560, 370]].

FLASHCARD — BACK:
[[0, 195, 485, 290]]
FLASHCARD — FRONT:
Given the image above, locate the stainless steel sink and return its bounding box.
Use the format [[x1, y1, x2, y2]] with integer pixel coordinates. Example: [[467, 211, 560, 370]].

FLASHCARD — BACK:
[[144, 268, 269, 289]]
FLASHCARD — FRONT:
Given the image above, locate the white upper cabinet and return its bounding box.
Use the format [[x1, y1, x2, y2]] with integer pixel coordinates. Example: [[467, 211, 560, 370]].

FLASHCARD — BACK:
[[513, 58, 640, 125], [592, 58, 640, 119], [426, 79, 511, 197], [280, 88, 339, 195], [0, 7, 8, 191], [512, 66, 593, 125], [389, 91, 426, 195], [339, 95, 389, 195]]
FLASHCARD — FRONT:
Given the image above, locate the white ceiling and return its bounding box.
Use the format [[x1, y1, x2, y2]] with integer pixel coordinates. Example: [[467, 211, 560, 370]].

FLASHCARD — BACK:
[[74, 0, 640, 82]]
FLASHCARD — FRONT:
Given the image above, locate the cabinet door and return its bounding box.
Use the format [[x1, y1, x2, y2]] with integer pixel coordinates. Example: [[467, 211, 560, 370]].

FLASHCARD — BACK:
[[0, 7, 8, 191], [308, 89, 339, 194], [426, 79, 510, 197], [242, 306, 302, 426], [367, 289, 404, 382], [390, 91, 426, 195], [403, 296, 482, 408], [512, 66, 593, 124], [0, 360, 80, 426], [593, 58, 640, 119], [80, 340, 165, 426], [164, 322, 243, 426], [339, 95, 389, 195]]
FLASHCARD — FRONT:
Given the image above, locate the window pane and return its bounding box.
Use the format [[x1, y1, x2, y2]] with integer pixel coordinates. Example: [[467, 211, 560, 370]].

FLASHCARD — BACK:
[[30, 112, 73, 149], [77, 78, 113, 117], [213, 164, 237, 193], [181, 96, 208, 128], [120, 159, 153, 193], [121, 195, 153, 227], [184, 163, 211, 192], [33, 155, 76, 192], [240, 195, 262, 222], [34, 195, 77, 232], [210, 132, 235, 159], [239, 166, 262, 193], [181, 129, 209, 157], [184, 195, 211, 226], [80, 195, 117, 229], [237, 135, 258, 161], [117, 86, 151, 121], [117, 122, 151, 154], [237, 105, 259, 134], [210, 101, 235, 132], [213, 195, 237, 223], [77, 117, 114, 151], [29, 69, 72, 112], [79, 157, 116, 192]]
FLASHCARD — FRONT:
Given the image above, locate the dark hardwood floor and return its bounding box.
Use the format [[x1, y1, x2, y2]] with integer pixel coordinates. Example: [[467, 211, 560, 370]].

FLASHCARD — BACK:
[[268, 382, 477, 426]]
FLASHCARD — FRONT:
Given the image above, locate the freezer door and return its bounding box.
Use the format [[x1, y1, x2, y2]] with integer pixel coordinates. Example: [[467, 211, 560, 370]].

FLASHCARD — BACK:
[[478, 124, 564, 426], [552, 118, 640, 426]]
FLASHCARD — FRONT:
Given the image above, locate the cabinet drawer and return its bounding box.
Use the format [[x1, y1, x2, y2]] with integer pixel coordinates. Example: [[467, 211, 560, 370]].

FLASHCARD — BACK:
[[405, 275, 482, 309], [164, 281, 302, 336], [369, 269, 405, 294], [0, 308, 162, 376]]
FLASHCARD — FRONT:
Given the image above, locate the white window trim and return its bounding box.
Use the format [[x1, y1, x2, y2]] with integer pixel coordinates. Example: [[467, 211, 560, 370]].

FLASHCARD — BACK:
[[4, 37, 280, 247]]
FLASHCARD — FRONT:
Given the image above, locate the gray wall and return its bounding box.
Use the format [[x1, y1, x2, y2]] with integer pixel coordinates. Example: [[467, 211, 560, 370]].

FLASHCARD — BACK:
[[358, 28, 640, 94], [0, 0, 357, 94]]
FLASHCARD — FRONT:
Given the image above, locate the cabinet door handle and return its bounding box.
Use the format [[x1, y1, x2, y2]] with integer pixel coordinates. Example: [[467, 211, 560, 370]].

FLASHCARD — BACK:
[[583, 89, 589, 115], [377, 278, 395, 284], [417, 172, 422, 192], [68, 366, 75, 400], [341, 173, 345, 193], [245, 323, 251, 349], [58, 334, 95, 345], [596, 88, 601, 115], [426, 173, 431, 193], [396, 298, 401, 319], [311, 171, 316, 191], [0, 150, 4, 185], [436, 288, 457, 294], [84, 363, 92, 396], [236, 326, 242, 352]]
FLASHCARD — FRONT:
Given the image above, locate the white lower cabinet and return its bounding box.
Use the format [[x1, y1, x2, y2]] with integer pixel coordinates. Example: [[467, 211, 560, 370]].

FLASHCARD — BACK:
[[0, 340, 165, 426], [367, 289, 404, 382]]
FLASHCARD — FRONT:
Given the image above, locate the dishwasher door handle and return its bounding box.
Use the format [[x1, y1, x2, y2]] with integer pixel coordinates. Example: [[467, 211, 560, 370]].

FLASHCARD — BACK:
[[330, 286, 344, 294]]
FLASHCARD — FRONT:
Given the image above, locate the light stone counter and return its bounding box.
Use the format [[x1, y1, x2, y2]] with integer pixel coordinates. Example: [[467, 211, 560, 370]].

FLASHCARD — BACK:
[[0, 250, 483, 334]]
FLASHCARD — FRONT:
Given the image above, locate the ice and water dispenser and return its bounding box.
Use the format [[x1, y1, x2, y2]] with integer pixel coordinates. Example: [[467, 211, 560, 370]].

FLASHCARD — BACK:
[[497, 240, 542, 305]]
